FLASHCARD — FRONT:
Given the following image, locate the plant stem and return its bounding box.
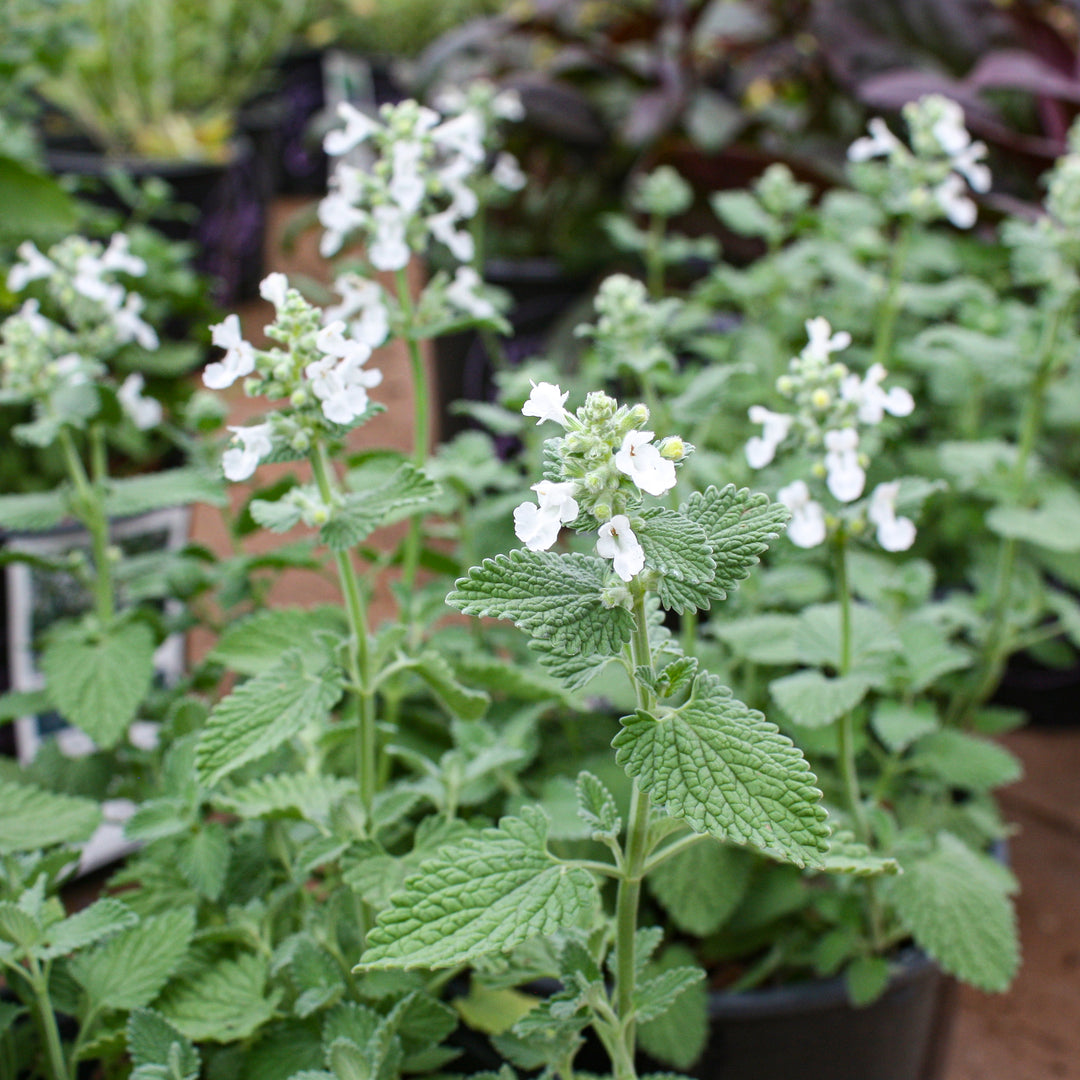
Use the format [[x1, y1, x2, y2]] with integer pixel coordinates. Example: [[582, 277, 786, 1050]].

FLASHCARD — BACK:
[[645, 212, 666, 300], [870, 219, 913, 371], [310, 443, 377, 817], [394, 267, 431, 597], [58, 426, 114, 625], [27, 960, 69, 1080]]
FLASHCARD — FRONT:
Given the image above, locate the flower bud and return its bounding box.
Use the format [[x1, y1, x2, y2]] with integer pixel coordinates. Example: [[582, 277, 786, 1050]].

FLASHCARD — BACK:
[[776, 375, 796, 397], [659, 436, 687, 460], [600, 581, 634, 610], [810, 388, 832, 411], [243, 377, 262, 396], [812, 461, 827, 478], [593, 501, 613, 522], [291, 432, 311, 453], [290, 388, 308, 407], [626, 403, 650, 428], [273, 361, 292, 381]]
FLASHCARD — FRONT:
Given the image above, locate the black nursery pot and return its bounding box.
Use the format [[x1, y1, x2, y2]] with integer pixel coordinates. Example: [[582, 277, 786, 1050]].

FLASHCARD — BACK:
[[46, 139, 268, 305], [686, 949, 955, 1080]]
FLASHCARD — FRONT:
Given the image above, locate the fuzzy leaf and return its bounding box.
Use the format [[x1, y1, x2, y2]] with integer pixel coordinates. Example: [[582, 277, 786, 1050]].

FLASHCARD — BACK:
[[821, 831, 900, 877], [157, 952, 281, 1042], [871, 701, 939, 753], [712, 614, 802, 665], [127, 1010, 200, 1079], [208, 607, 346, 676], [612, 672, 829, 867], [40, 621, 156, 747], [323, 464, 441, 550], [0, 778, 101, 852], [37, 899, 138, 959], [909, 730, 1023, 792], [575, 772, 622, 839], [105, 468, 225, 517], [196, 650, 344, 787], [646, 838, 754, 936], [359, 807, 599, 970], [987, 488, 1080, 552], [0, 489, 69, 531], [769, 671, 871, 728], [72, 908, 196, 1011], [637, 508, 715, 585], [447, 550, 634, 670], [176, 824, 229, 901], [249, 498, 302, 533], [637, 945, 708, 1070], [634, 965, 705, 1024], [795, 603, 900, 673], [218, 774, 358, 825], [0, 903, 41, 950], [405, 652, 490, 721], [886, 834, 1018, 992], [845, 956, 892, 1007]]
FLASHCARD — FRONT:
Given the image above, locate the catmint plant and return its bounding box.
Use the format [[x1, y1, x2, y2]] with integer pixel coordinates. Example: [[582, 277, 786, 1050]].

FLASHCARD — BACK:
[[351, 382, 885, 1080]]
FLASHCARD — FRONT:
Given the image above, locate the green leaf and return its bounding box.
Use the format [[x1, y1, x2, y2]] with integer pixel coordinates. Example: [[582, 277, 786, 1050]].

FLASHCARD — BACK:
[[406, 652, 490, 721], [821, 831, 900, 877], [446, 549, 634, 676], [72, 908, 196, 1011], [41, 621, 157, 747], [208, 607, 346, 677], [176, 823, 230, 900], [712, 614, 802, 665], [0, 489, 69, 531], [219, 774, 358, 825], [196, 650, 344, 787], [105, 468, 226, 517], [637, 945, 708, 1070], [0, 778, 102, 852], [0, 157, 78, 242], [634, 965, 704, 1024], [612, 672, 829, 867], [575, 772, 622, 840], [769, 671, 871, 728], [987, 488, 1080, 552], [323, 464, 441, 550], [647, 838, 754, 936], [359, 807, 599, 970], [885, 834, 1018, 992], [0, 689, 52, 723], [249, 498, 303, 533], [0, 902, 41, 951], [637, 507, 715, 585], [157, 952, 281, 1043], [845, 956, 892, 1007], [710, 190, 777, 238], [37, 899, 138, 959], [909, 730, 1023, 792], [127, 1009, 200, 1080], [871, 701, 939, 753], [795, 603, 900, 673], [290, 937, 344, 1017]]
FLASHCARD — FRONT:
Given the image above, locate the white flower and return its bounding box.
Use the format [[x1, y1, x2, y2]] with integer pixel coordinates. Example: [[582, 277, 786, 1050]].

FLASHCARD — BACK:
[[17, 299, 53, 337], [324, 102, 380, 157], [934, 172, 977, 229], [325, 275, 389, 348], [204, 313, 255, 389], [427, 207, 475, 262], [493, 152, 526, 191], [100, 234, 146, 276], [8, 241, 56, 292], [445, 266, 495, 319], [315, 320, 373, 366], [778, 480, 827, 548], [433, 110, 486, 166], [841, 363, 914, 425], [615, 429, 677, 497], [117, 372, 162, 430], [318, 166, 368, 257], [72, 255, 125, 311], [368, 204, 410, 271], [112, 293, 159, 350], [513, 480, 579, 551], [522, 380, 570, 426], [222, 422, 273, 481], [746, 405, 793, 469], [53, 353, 90, 386], [389, 140, 427, 214], [950, 141, 991, 193], [928, 97, 971, 157], [802, 317, 852, 364], [867, 481, 916, 551], [596, 515, 646, 581], [493, 89, 525, 122], [307, 323, 383, 425], [259, 272, 289, 311], [823, 427, 865, 502], [847, 117, 902, 162]]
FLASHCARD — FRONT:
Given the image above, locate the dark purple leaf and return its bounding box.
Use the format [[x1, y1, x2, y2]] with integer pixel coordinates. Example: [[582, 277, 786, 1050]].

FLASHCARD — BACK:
[[966, 50, 1080, 103]]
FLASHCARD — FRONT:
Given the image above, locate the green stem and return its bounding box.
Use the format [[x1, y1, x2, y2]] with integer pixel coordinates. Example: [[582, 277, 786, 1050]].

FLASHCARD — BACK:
[[645, 212, 666, 300], [870, 220, 913, 371], [642, 830, 705, 875], [310, 444, 376, 818], [27, 960, 70, 1080], [394, 268, 430, 597], [58, 426, 113, 625]]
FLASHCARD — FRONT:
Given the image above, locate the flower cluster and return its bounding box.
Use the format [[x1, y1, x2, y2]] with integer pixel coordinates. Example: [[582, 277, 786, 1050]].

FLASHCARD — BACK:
[[203, 272, 385, 481], [318, 85, 524, 267], [576, 274, 681, 376], [746, 318, 916, 551], [847, 94, 991, 228], [513, 383, 691, 581], [1, 234, 163, 433]]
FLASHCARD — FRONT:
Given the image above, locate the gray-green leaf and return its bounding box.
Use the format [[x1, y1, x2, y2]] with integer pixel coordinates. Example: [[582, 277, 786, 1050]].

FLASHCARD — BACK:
[[769, 671, 871, 728], [0, 778, 102, 852], [646, 838, 754, 936]]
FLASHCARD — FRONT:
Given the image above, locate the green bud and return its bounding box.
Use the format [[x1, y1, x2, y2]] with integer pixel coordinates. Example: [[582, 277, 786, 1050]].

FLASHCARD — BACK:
[[631, 165, 693, 218], [626, 403, 650, 428], [810, 388, 831, 411], [593, 501, 613, 522], [776, 375, 796, 396], [291, 432, 311, 453], [243, 377, 262, 396], [290, 388, 308, 407], [273, 361, 292, 381], [659, 436, 687, 460], [600, 581, 634, 610], [581, 390, 617, 423]]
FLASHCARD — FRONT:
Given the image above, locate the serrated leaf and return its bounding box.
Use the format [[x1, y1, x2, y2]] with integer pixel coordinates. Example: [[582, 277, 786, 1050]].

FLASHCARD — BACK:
[[41, 621, 156, 747], [196, 650, 344, 787], [646, 838, 753, 936], [209, 607, 346, 677], [637, 508, 715, 584], [176, 824, 229, 900], [637, 945, 708, 1070], [0, 489, 69, 531], [575, 771, 621, 839], [37, 898, 138, 959], [127, 1009, 200, 1079], [250, 498, 303, 533], [322, 464, 441, 550], [290, 937, 344, 1018], [105, 468, 226, 517], [405, 652, 490, 721], [612, 672, 829, 867], [446, 550, 634, 669], [885, 834, 1018, 992], [712, 614, 802, 665], [821, 831, 900, 877], [910, 730, 1023, 792], [845, 956, 892, 1007], [987, 488, 1080, 552], [0, 778, 102, 852], [72, 908, 196, 1011], [527, 639, 614, 690], [896, 618, 971, 693], [871, 701, 939, 753], [157, 952, 281, 1042], [124, 799, 191, 843], [219, 774, 358, 825], [359, 807, 599, 970], [795, 603, 900, 673], [633, 965, 705, 1024], [769, 671, 871, 728], [0, 902, 41, 950]]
